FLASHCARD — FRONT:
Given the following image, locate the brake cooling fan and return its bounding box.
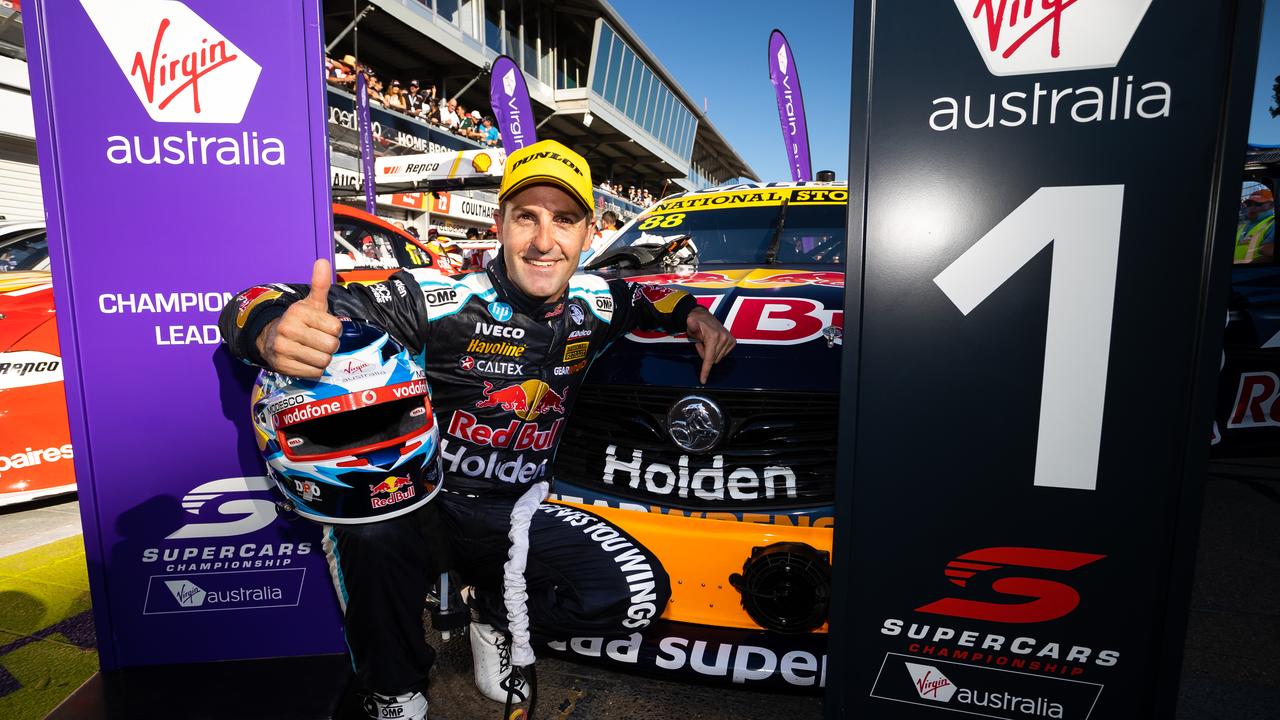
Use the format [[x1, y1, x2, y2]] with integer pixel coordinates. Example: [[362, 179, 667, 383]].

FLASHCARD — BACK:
[[729, 542, 831, 633]]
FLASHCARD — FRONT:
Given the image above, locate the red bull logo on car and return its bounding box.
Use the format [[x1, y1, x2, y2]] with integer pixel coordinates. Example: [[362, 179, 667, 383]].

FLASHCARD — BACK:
[[475, 380, 568, 422]]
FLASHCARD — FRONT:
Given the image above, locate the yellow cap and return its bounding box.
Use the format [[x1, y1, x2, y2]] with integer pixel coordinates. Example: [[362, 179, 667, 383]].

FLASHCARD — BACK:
[[499, 140, 594, 214]]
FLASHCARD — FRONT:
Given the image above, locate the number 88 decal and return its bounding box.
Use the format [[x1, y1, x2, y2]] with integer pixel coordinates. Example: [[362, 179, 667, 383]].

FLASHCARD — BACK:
[[637, 213, 686, 230]]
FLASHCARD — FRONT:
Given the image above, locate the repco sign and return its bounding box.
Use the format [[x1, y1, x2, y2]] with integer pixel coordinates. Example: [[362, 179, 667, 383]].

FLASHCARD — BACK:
[[80, 0, 262, 123], [954, 0, 1153, 76]]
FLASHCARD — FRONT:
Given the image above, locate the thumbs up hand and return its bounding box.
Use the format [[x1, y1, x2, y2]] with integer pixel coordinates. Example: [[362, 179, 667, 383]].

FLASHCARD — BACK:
[[255, 259, 343, 378]]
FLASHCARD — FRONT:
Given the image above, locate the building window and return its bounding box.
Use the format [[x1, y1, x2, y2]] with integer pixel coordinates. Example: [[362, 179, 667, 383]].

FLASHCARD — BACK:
[[616, 49, 635, 111], [522, 3, 538, 75], [592, 24, 613, 96], [436, 0, 458, 24], [485, 0, 502, 54], [604, 36, 625, 105]]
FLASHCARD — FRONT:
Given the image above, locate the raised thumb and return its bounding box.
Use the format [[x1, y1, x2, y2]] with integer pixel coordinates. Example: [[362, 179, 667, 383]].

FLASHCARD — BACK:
[[307, 258, 333, 310]]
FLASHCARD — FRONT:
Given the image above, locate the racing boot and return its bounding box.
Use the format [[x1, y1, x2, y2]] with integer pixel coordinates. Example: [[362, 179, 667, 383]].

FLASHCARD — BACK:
[[469, 620, 529, 704], [363, 690, 428, 720]]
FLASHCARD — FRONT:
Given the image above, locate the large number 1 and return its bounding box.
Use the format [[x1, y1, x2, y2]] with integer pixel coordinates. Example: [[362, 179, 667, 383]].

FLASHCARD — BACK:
[[933, 185, 1124, 491]]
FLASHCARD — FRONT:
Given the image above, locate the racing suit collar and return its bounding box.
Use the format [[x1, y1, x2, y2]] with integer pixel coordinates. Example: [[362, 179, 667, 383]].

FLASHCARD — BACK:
[[486, 253, 567, 322]]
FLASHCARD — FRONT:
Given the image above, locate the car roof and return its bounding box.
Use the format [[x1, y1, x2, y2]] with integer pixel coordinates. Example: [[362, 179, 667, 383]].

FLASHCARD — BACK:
[[659, 180, 848, 203]]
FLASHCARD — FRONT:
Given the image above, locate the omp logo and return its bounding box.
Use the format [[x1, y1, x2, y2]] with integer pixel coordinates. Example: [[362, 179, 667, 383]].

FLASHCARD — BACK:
[[916, 547, 1104, 624], [955, 0, 1151, 76], [164, 579, 206, 607], [904, 662, 956, 702], [80, 0, 262, 123], [502, 68, 518, 96], [166, 476, 277, 539]]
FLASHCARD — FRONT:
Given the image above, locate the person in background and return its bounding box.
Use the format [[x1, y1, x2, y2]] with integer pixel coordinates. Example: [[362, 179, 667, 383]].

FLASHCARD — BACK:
[[1236, 186, 1275, 264], [404, 80, 425, 119], [582, 209, 619, 265], [480, 117, 501, 147], [438, 98, 460, 130], [384, 80, 406, 112], [458, 108, 480, 140]]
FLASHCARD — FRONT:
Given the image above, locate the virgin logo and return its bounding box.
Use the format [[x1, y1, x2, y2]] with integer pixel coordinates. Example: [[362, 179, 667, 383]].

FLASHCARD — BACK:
[[916, 546, 1104, 624], [80, 0, 262, 123], [954, 0, 1151, 76]]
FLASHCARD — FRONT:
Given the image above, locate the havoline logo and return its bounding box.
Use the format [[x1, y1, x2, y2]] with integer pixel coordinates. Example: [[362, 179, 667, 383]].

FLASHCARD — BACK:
[[80, 0, 262, 123], [954, 0, 1152, 76]]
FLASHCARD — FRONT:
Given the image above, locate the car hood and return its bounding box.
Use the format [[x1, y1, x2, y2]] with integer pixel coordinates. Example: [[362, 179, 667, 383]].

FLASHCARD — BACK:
[[586, 266, 846, 393], [0, 272, 58, 353]]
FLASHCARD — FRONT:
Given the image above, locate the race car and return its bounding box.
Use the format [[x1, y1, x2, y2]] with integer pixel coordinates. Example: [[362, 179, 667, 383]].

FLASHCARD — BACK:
[[547, 182, 847, 693], [0, 221, 73, 507], [0, 205, 456, 507]]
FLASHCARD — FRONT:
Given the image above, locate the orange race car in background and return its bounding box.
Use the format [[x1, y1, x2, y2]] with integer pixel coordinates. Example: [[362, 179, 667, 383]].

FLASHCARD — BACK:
[[0, 207, 454, 507]]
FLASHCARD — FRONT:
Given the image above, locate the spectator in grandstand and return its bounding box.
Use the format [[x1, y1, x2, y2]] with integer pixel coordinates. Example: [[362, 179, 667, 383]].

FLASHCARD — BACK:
[[384, 80, 407, 112], [326, 57, 353, 88], [457, 107, 479, 139], [481, 117, 501, 147], [438, 98, 461, 130], [365, 71, 385, 105], [404, 80, 426, 118]]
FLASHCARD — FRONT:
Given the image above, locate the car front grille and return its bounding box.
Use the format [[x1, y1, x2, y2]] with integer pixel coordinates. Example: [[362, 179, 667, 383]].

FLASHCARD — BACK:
[[554, 385, 838, 510]]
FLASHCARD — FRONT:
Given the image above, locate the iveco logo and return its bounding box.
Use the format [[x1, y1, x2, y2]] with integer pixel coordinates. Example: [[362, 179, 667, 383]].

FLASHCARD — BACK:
[[666, 396, 725, 453]]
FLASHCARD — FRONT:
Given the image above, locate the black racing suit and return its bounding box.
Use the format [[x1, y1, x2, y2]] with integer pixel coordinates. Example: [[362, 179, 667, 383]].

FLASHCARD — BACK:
[[220, 256, 696, 696]]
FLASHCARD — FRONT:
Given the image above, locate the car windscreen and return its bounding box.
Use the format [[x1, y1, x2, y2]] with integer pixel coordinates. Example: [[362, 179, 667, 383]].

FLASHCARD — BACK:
[[605, 202, 847, 265], [0, 230, 49, 272]]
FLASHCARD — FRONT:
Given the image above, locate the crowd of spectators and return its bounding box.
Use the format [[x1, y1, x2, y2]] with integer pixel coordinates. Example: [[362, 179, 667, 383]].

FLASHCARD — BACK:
[[598, 180, 657, 208], [326, 54, 502, 148]]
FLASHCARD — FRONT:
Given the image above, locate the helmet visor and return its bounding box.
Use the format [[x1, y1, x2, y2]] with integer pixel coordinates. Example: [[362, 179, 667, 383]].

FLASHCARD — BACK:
[[273, 380, 432, 461]]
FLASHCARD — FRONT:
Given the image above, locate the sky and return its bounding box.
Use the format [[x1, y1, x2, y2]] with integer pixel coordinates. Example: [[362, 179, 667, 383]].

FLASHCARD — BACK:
[[1248, 0, 1280, 146], [612, 0, 1280, 175], [610, 0, 853, 183]]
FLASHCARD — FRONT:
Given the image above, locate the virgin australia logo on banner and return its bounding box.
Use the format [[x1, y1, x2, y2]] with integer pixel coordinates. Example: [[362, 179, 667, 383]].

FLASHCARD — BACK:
[[145, 569, 305, 614], [933, 0, 1167, 132], [79, 0, 262, 123], [953, 0, 1152, 76], [79, 0, 286, 166]]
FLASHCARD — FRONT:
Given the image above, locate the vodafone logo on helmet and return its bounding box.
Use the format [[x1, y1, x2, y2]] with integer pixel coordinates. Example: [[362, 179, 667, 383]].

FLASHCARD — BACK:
[[954, 0, 1152, 76], [80, 0, 262, 123]]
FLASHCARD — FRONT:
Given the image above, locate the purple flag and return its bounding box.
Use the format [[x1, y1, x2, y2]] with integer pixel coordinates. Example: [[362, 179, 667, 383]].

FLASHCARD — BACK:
[[489, 55, 536, 154], [23, 0, 343, 669], [356, 70, 377, 213], [768, 29, 813, 182]]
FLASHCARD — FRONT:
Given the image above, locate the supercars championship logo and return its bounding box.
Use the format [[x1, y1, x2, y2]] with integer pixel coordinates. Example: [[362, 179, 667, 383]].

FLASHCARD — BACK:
[[871, 546, 1116, 718]]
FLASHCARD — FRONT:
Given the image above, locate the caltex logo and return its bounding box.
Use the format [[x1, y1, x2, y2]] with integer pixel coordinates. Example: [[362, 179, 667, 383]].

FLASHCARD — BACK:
[[954, 0, 1152, 76], [80, 0, 262, 123]]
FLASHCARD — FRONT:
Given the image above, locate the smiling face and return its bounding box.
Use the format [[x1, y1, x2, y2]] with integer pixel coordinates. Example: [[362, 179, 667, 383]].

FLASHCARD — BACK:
[[495, 184, 592, 302]]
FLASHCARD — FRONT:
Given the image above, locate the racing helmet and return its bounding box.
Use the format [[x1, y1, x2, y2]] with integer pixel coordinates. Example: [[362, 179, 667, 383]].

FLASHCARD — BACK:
[[251, 319, 441, 524]]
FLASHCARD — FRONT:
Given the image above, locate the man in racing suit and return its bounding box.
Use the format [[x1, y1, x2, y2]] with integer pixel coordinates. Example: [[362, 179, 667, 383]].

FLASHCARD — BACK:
[[219, 140, 735, 719]]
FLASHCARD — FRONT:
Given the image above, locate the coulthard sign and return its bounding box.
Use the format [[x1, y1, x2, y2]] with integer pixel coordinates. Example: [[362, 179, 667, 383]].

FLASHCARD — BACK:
[[831, 1, 1260, 719], [23, 0, 344, 670]]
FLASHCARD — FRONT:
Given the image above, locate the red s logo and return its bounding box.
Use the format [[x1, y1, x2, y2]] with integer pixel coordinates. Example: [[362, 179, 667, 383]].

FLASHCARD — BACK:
[[915, 547, 1104, 624]]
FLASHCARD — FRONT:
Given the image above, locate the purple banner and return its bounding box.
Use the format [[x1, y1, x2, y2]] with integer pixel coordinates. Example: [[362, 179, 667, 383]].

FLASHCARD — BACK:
[[489, 55, 535, 155], [23, 0, 344, 669], [768, 29, 813, 182], [356, 70, 377, 213]]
